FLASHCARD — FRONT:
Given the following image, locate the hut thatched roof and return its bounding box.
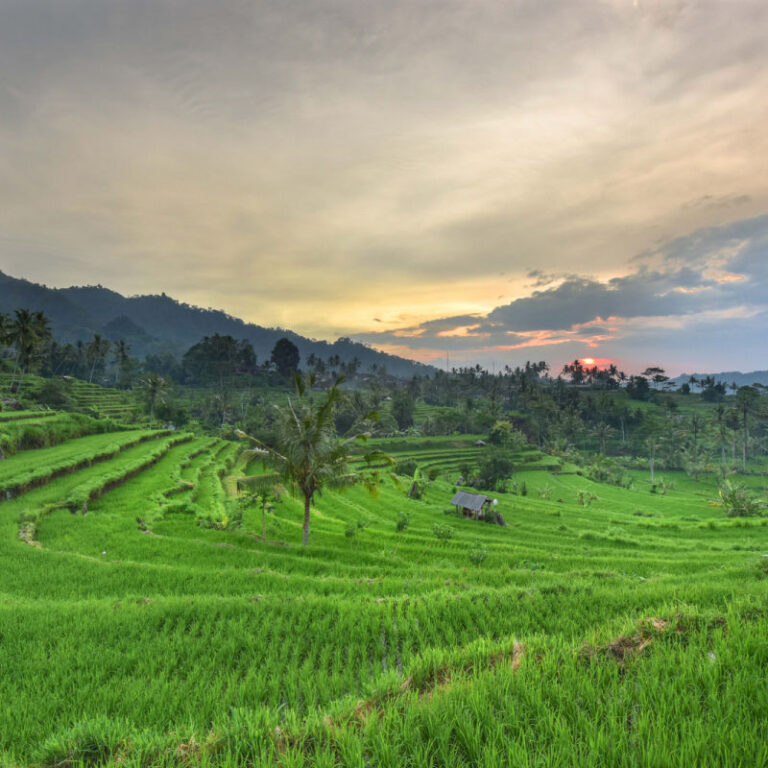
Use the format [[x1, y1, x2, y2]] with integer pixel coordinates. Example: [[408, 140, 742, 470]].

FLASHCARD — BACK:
[[450, 491, 491, 512]]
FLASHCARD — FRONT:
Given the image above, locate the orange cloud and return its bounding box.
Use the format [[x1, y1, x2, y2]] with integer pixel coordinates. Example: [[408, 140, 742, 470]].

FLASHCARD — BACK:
[[436, 324, 490, 338]]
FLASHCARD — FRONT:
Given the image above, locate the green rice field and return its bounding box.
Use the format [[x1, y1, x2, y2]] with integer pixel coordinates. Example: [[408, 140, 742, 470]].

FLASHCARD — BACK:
[[1, 413, 767, 766]]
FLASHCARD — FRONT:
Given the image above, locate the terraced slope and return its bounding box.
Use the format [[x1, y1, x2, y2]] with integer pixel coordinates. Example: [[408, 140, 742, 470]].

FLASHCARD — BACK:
[[0, 411, 124, 459], [0, 373, 137, 420], [0, 421, 767, 767], [354, 435, 566, 477]]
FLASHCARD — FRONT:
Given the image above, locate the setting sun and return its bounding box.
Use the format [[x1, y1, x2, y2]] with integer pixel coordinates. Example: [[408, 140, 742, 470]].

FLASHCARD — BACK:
[[581, 357, 595, 365]]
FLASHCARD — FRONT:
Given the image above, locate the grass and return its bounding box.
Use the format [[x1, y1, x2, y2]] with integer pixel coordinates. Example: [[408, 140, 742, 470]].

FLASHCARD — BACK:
[[0, 412, 767, 766]]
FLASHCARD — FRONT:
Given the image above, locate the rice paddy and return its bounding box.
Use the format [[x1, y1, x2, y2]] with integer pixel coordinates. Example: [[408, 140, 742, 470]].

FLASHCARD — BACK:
[[1, 412, 767, 766]]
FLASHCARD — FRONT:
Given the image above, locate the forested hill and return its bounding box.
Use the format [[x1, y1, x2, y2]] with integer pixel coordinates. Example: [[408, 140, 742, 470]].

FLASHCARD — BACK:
[[0, 271, 435, 378], [670, 370, 768, 388]]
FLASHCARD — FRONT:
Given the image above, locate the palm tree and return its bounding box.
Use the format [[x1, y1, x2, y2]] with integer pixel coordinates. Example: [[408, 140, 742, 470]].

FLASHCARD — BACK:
[[645, 435, 659, 485], [137, 373, 170, 428], [237, 374, 390, 546], [112, 340, 131, 386], [688, 412, 704, 452], [734, 387, 762, 471], [8, 309, 34, 391], [236, 476, 284, 542], [86, 334, 111, 383], [7, 309, 51, 392], [591, 421, 615, 455], [713, 403, 729, 466], [0, 313, 10, 349]]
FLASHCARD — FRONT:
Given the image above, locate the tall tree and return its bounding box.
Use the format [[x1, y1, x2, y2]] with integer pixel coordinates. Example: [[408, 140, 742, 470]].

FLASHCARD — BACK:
[[734, 386, 762, 471], [112, 340, 131, 386], [7, 309, 51, 392], [592, 421, 615, 455], [86, 334, 111, 384], [137, 373, 170, 428], [237, 374, 389, 546], [270, 338, 300, 379], [391, 388, 415, 431]]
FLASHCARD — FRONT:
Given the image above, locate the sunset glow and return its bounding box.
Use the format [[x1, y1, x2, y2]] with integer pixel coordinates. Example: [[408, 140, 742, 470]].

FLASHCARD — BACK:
[[1, 1, 767, 375]]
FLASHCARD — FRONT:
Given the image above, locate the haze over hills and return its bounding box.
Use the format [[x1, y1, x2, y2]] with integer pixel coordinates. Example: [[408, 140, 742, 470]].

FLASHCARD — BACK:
[[670, 371, 768, 388], [0, 271, 435, 378]]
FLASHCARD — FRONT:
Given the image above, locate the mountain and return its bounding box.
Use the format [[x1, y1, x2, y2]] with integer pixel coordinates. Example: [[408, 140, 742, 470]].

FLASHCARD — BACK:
[[670, 370, 768, 388], [0, 271, 435, 378]]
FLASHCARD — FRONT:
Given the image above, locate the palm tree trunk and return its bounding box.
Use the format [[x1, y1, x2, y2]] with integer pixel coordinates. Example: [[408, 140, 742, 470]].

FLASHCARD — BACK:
[[302, 495, 311, 546], [8, 351, 21, 392], [743, 413, 748, 472]]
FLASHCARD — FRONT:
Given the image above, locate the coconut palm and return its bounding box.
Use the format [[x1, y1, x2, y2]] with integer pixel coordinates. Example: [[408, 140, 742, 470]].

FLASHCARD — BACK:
[[137, 373, 170, 428], [645, 435, 660, 484], [591, 421, 615, 455], [112, 340, 131, 386], [688, 412, 704, 452], [236, 475, 284, 542], [734, 386, 762, 471], [86, 334, 111, 383], [0, 313, 10, 348], [237, 373, 391, 546], [7, 309, 51, 392]]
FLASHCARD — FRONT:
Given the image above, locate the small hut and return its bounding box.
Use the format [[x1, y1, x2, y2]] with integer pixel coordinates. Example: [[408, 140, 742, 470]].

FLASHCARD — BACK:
[[451, 491, 493, 520]]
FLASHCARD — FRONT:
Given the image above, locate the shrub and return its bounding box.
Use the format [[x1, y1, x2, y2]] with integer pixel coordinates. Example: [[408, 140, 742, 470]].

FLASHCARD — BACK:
[[577, 490, 598, 506], [34, 379, 73, 409], [710, 480, 765, 518], [468, 544, 488, 566], [394, 459, 418, 477], [396, 512, 410, 532], [432, 523, 454, 540], [476, 450, 514, 492]]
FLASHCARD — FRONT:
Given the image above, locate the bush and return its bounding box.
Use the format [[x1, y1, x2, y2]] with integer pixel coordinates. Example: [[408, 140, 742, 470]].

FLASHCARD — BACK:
[[432, 523, 454, 540], [468, 544, 488, 566], [577, 490, 598, 506], [488, 420, 527, 449], [711, 481, 765, 518], [394, 459, 418, 477], [396, 512, 410, 532], [34, 379, 73, 409], [477, 450, 513, 492]]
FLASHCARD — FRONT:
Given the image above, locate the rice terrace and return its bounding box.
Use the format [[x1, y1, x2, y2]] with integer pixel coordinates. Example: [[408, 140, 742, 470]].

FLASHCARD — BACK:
[[3, 1, 768, 765], [1, 352, 768, 766]]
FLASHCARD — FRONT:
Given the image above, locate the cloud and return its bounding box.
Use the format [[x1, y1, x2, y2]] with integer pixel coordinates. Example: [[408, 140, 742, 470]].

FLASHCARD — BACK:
[[1, 1, 768, 350], [356, 214, 768, 372]]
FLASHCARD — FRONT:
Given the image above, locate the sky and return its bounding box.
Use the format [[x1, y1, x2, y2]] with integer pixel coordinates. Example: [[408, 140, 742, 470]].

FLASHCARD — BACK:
[[1, 0, 767, 376]]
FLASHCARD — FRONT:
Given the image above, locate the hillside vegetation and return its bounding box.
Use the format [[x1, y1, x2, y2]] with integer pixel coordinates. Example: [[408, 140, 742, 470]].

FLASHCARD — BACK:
[[0, 271, 434, 378]]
